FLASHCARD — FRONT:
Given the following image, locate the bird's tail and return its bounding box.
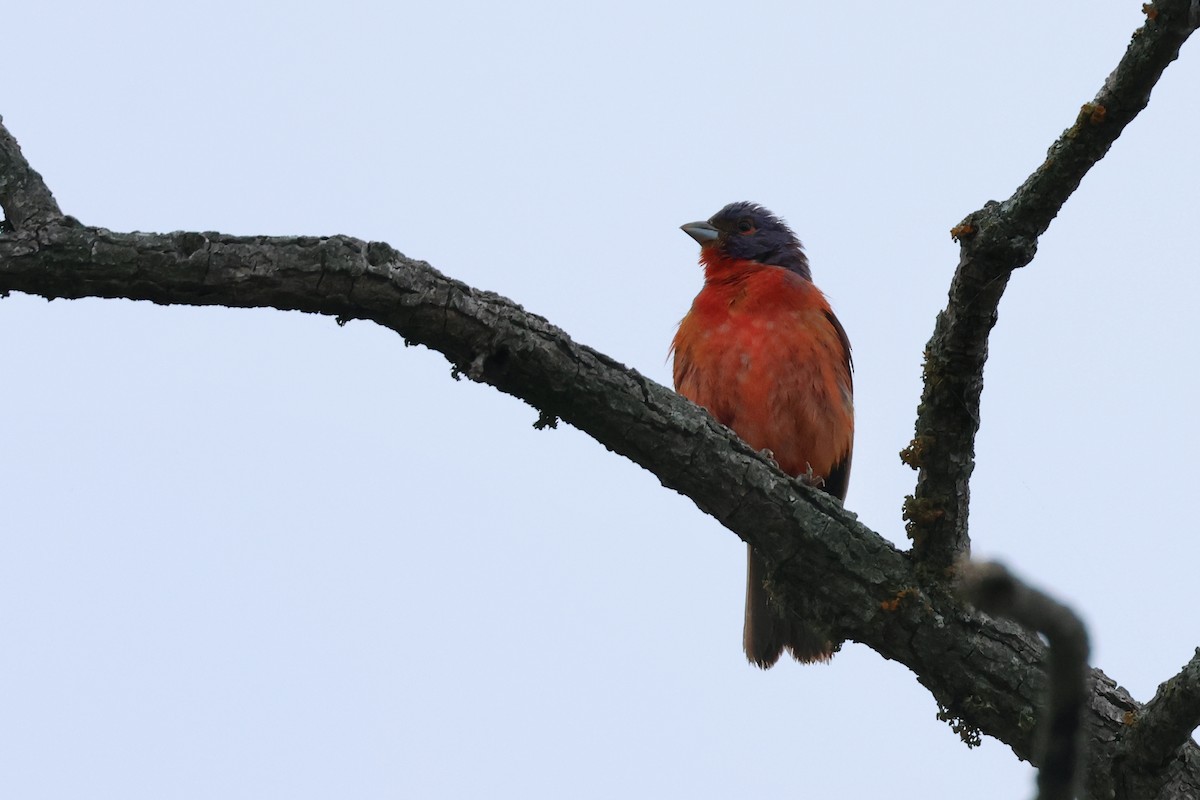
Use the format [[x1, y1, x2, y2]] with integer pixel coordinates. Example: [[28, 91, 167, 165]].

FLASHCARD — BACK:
[[743, 545, 832, 667]]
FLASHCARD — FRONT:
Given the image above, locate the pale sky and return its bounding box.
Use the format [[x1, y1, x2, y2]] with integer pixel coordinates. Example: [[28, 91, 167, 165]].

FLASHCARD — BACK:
[[3, 2, 1198, 798]]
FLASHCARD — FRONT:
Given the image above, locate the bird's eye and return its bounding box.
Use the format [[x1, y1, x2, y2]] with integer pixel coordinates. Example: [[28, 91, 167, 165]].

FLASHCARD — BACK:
[[737, 219, 755, 234]]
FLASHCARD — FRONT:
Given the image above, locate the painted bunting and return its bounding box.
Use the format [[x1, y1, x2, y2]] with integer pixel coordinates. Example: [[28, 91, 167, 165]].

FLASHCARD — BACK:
[[671, 202, 854, 667]]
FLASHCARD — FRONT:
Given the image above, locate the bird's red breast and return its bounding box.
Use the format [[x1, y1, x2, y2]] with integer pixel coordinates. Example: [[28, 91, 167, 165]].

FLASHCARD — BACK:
[[672, 250, 853, 482], [671, 201, 853, 666]]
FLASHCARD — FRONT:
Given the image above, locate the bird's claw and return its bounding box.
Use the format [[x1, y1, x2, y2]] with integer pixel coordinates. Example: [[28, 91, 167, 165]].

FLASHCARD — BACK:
[[799, 463, 825, 489]]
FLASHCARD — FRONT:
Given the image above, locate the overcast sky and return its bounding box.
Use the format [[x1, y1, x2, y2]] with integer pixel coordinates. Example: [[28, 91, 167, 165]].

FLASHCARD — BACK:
[[3, 2, 1198, 798]]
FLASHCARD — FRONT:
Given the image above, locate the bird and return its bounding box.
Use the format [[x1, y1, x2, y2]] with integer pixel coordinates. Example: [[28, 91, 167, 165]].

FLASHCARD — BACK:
[[671, 201, 854, 668]]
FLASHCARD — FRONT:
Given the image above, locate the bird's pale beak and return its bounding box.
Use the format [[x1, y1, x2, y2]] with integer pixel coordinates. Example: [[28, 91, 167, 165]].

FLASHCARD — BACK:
[[681, 220, 719, 245]]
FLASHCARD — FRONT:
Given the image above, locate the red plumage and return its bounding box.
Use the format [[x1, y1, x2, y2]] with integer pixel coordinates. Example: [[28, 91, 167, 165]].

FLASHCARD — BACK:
[[671, 202, 854, 668]]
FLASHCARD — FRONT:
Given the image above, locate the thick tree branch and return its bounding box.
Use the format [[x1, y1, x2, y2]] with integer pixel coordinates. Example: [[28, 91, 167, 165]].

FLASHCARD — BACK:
[[963, 562, 1091, 800], [1, 218, 1198, 798], [903, 1, 1199, 571], [1116, 649, 1200, 797], [0, 114, 63, 230]]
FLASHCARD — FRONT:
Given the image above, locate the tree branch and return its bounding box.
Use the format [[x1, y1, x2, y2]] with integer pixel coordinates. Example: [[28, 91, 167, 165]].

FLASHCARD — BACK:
[[0, 114, 63, 230], [1116, 649, 1200, 796], [963, 562, 1091, 800], [1, 216, 1198, 798], [902, 0, 1199, 571]]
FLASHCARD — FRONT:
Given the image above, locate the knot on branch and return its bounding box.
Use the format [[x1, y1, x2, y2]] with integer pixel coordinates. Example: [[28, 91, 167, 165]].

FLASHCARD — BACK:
[[177, 231, 209, 258], [1079, 102, 1108, 128], [366, 241, 399, 266], [459, 345, 512, 385], [958, 205, 1039, 273]]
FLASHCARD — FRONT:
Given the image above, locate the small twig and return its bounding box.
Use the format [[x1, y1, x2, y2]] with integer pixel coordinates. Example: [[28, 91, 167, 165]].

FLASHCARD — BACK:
[[962, 562, 1090, 800], [0, 116, 63, 230], [905, 0, 1200, 571]]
